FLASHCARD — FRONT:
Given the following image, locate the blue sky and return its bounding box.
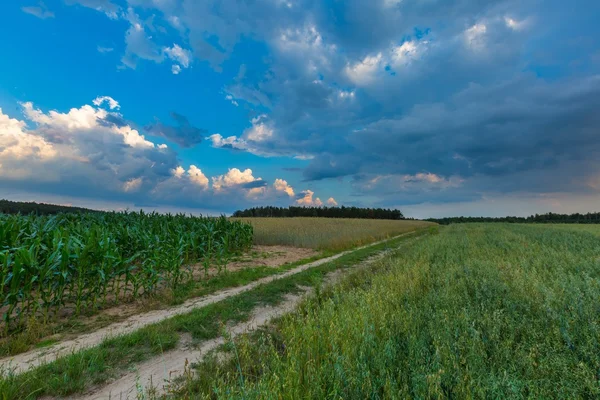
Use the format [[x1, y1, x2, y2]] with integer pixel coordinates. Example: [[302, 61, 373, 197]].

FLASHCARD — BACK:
[[0, 0, 599, 218]]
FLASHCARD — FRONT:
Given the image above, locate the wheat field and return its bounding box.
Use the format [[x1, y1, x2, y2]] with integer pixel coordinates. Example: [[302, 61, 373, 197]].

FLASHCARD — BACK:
[[233, 217, 435, 251]]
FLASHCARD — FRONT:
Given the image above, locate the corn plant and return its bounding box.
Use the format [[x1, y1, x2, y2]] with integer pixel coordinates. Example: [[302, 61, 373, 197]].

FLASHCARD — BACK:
[[0, 210, 254, 333]]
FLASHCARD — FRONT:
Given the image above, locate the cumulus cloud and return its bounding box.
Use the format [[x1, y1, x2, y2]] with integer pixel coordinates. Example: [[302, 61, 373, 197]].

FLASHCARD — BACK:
[[274, 178, 295, 197], [212, 168, 266, 197], [0, 97, 307, 212], [326, 197, 338, 206], [0, 98, 180, 202], [244, 115, 273, 142], [0, 108, 56, 165], [21, 2, 54, 19], [93, 96, 120, 110], [169, 165, 209, 189], [164, 44, 192, 68], [296, 189, 323, 207]]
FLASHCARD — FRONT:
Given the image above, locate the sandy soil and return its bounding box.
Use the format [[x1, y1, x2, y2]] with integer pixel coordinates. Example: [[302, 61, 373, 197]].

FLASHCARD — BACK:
[[71, 240, 408, 400], [0, 233, 411, 375], [70, 292, 307, 400], [0, 245, 318, 350]]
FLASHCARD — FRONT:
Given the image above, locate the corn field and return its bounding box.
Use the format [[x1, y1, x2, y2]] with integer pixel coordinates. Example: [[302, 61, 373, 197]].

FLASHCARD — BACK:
[[0, 211, 253, 331]]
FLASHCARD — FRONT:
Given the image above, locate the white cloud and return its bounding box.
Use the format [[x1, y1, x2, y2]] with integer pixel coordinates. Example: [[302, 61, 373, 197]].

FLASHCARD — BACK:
[[164, 44, 192, 68], [296, 189, 323, 206], [22, 2, 55, 19], [171, 64, 182, 74], [170, 165, 209, 189], [2, 97, 174, 194], [171, 165, 185, 178], [275, 24, 336, 74], [22, 101, 155, 149], [244, 115, 273, 142], [0, 108, 56, 162], [464, 23, 487, 51], [187, 165, 209, 189], [326, 197, 338, 206], [208, 132, 280, 157], [345, 53, 383, 85], [225, 95, 239, 106], [65, 0, 120, 19], [391, 40, 426, 67], [274, 178, 295, 197], [93, 96, 120, 110], [121, 9, 164, 69], [123, 177, 143, 192], [504, 16, 529, 31], [209, 133, 249, 151], [337, 90, 355, 100], [97, 46, 114, 53], [212, 168, 265, 197]]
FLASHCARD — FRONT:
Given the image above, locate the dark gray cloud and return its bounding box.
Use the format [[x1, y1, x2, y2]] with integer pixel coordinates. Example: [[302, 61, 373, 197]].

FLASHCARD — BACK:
[[145, 112, 206, 148], [180, 0, 600, 207], [240, 180, 268, 189]]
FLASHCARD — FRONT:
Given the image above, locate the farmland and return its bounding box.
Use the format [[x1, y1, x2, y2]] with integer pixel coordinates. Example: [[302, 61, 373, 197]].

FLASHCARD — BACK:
[[236, 217, 432, 251], [1, 218, 599, 399], [0, 212, 252, 331], [172, 223, 600, 399], [0, 215, 429, 398], [0, 212, 428, 359]]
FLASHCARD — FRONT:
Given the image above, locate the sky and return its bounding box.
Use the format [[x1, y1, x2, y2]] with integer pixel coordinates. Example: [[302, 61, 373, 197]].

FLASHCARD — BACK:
[[1, 0, 599, 218]]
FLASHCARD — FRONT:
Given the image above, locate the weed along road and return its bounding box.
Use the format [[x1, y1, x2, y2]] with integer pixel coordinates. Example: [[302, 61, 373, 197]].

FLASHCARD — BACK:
[[0, 230, 421, 376]]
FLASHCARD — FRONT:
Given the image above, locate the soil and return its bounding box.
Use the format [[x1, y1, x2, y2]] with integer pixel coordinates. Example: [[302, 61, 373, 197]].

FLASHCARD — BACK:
[[70, 292, 308, 400], [71, 240, 407, 400], [0, 245, 318, 355], [0, 233, 411, 379]]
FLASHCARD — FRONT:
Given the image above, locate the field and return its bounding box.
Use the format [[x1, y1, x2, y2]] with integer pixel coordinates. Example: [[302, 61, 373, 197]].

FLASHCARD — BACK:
[[0, 213, 427, 359], [0, 212, 252, 331], [173, 223, 600, 398], [235, 217, 433, 251], [1, 219, 599, 399]]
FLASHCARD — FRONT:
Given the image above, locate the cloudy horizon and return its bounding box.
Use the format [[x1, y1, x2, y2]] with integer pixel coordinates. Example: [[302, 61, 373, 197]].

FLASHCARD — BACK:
[[1, 0, 599, 219]]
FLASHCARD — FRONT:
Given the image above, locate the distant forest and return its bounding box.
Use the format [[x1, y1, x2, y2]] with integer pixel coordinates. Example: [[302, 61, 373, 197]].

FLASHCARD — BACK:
[[233, 206, 405, 220], [3, 199, 600, 225], [0, 199, 97, 215], [428, 212, 600, 225]]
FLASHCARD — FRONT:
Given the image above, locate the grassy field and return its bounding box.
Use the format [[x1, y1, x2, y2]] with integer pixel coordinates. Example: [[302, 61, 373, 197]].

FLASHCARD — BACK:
[[234, 217, 434, 251], [177, 223, 600, 398]]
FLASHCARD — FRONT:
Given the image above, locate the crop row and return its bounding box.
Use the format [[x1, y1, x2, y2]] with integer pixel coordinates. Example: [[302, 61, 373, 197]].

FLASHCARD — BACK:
[[0, 211, 253, 331]]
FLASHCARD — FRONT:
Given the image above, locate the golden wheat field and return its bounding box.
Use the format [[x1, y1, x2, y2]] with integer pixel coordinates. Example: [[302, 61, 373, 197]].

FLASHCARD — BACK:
[[233, 217, 435, 251]]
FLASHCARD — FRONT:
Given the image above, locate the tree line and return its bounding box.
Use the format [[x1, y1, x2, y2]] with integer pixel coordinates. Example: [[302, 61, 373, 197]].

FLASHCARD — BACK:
[[0, 199, 98, 216], [232, 206, 405, 220], [428, 212, 600, 225]]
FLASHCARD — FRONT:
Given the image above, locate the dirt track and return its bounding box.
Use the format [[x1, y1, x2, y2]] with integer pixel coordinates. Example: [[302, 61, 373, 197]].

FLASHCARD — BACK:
[[0, 233, 413, 375], [72, 238, 408, 399]]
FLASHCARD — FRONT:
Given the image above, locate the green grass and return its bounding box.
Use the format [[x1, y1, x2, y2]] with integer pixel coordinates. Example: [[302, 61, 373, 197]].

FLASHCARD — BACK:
[[0, 230, 425, 399], [175, 223, 600, 399]]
